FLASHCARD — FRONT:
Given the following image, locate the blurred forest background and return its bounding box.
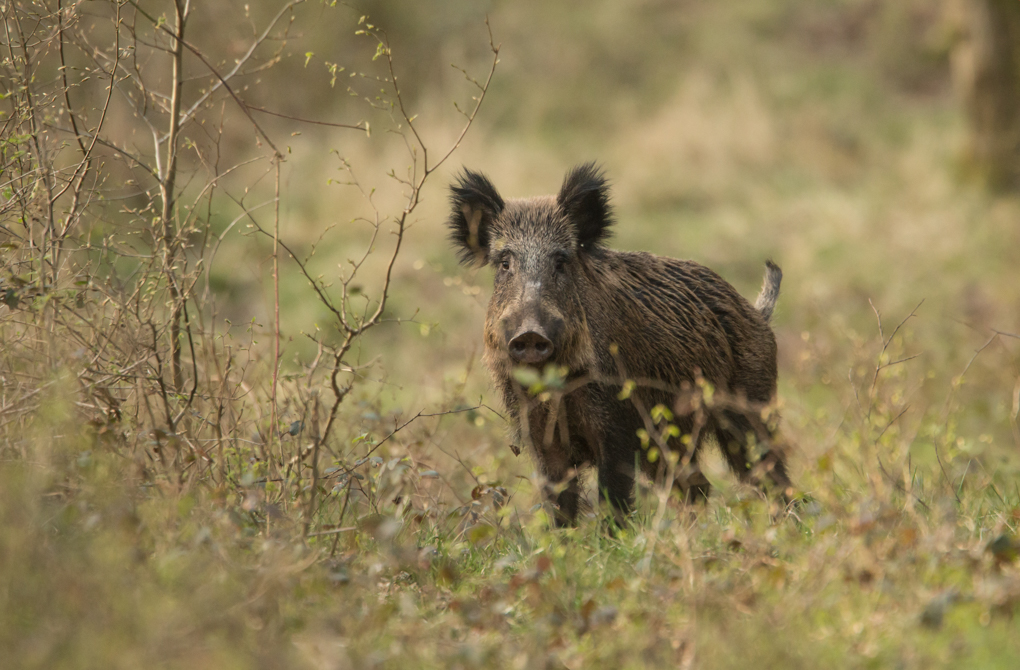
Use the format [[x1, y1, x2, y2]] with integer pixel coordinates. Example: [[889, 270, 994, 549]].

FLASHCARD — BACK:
[[2, 0, 1020, 668]]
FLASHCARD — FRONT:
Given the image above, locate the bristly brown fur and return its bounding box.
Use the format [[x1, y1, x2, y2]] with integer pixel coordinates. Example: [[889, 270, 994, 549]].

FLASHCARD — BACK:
[[448, 169, 504, 266], [556, 162, 613, 250], [447, 163, 792, 527]]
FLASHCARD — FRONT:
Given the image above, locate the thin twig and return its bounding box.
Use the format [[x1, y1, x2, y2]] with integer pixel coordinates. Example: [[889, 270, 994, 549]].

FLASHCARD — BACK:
[[245, 105, 368, 131], [306, 526, 356, 538]]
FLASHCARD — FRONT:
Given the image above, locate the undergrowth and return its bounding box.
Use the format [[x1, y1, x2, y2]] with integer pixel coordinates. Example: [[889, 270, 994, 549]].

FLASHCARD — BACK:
[[2, 1, 1019, 668]]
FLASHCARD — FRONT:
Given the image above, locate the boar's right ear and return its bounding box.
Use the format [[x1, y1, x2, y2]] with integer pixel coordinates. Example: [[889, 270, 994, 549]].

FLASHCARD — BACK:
[[448, 169, 504, 266], [557, 162, 613, 251]]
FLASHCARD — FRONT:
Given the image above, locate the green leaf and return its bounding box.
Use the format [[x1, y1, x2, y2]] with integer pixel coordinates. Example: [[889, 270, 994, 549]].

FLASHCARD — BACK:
[[513, 367, 541, 388], [468, 524, 495, 545]]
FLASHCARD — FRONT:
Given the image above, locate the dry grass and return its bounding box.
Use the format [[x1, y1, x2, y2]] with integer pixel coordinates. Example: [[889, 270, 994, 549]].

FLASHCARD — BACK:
[[2, 1, 1019, 668]]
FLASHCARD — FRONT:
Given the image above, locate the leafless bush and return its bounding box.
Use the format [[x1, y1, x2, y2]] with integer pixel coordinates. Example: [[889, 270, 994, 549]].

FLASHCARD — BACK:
[[0, 0, 498, 539]]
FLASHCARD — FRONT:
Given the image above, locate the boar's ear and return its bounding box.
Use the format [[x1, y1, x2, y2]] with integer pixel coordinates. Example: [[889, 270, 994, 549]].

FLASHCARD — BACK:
[[448, 169, 504, 266], [557, 162, 613, 251]]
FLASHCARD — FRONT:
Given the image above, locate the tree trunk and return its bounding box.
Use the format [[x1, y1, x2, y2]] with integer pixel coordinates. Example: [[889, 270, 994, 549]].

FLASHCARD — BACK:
[[951, 0, 1020, 190]]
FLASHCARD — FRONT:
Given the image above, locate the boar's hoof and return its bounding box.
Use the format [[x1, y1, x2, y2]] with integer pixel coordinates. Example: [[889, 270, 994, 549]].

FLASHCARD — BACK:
[[509, 330, 554, 365]]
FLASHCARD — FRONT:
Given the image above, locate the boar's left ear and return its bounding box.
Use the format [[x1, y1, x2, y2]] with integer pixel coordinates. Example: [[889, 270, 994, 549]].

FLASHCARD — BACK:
[[557, 162, 613, 251], [448, 169, 504, 266]]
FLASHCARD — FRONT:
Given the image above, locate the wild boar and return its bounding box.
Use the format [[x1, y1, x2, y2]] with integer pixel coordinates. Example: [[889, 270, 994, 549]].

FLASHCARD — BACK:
[[448, 163, 791, 525]]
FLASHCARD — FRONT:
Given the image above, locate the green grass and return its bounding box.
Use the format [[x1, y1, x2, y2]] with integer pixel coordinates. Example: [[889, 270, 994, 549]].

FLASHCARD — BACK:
[[4, 408, 1018, 668]]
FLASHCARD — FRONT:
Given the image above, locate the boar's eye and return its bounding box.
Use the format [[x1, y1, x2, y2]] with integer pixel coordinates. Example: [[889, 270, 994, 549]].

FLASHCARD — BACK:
[[553, 252, 569, 273], [499, 256, 511, 272]]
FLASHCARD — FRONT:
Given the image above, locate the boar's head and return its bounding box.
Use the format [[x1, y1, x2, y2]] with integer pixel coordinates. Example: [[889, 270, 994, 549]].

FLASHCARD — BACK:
[[448, 163, 612, 369]]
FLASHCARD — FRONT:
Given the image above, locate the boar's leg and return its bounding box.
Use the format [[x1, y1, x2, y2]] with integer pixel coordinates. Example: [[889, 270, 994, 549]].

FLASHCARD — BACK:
[[759, 448, 792, 497], [536, 455, 581, 527], [535, 445, 580, 527], [714, 409, 754, 480], [595, 421, 638, 526], [714, 408, 792, 496], [528, 398, 584, 527], [548, 476, 581, 527], [596, 459, 634, 527], [671, 415, 713, 503], [674, 465, 712, 503]]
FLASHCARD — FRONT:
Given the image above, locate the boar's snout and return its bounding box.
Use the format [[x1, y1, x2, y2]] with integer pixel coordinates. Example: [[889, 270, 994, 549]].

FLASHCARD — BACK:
[[508, 326, 554, 366], [509, 331, 553, 365]]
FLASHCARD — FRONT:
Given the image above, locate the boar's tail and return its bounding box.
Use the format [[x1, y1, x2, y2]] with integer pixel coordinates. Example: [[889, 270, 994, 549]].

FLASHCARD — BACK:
[[754, 260, 782, 323]]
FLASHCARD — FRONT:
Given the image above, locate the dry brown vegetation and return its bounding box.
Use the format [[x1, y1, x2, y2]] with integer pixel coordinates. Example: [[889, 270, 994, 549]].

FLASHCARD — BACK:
[[2, 1, 1019, 668]]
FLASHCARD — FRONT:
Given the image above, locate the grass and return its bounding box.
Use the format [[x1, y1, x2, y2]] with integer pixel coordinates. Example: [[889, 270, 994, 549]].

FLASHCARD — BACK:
[[2, 0, 1020, 667], [4, 404, 1018, 668]]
